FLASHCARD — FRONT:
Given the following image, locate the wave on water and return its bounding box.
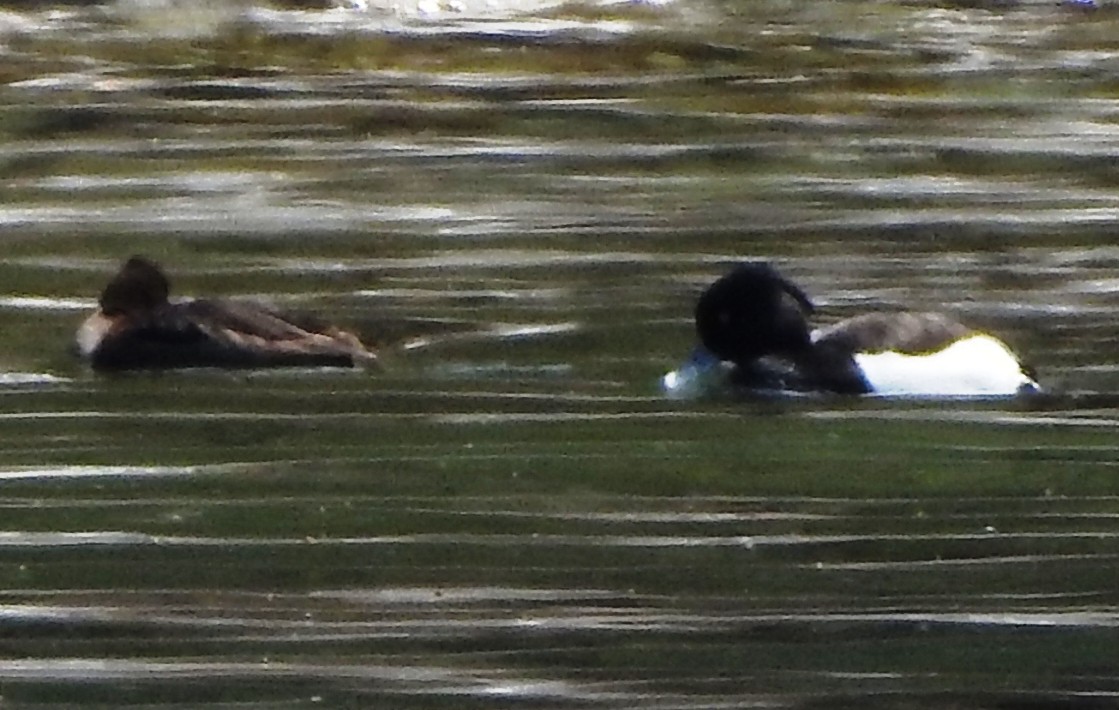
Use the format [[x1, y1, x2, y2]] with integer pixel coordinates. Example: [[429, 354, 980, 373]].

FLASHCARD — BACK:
[[104, 0, 678, 41]]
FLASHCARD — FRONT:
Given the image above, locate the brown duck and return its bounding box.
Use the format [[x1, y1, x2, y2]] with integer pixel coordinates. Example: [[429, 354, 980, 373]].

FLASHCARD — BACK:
[[76, 256, 377, 370]]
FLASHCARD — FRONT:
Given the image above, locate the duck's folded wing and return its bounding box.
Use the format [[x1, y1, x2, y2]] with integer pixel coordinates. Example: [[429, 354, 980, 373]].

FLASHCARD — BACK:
[[812, 312, 973, 355], [180, 299, 377, 365], [182, 299, 325, 339], [86, 300, 374, 370]]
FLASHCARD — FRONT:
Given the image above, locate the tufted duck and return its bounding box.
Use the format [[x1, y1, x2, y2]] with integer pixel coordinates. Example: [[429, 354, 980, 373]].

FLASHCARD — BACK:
[[76, 256, 377, 371], [663, 262, 1038, 398]]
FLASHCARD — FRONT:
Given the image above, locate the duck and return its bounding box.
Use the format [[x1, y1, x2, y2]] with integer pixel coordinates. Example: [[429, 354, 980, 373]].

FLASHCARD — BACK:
[[76, 256, 377, 371], [662, 262, 1039, 398]]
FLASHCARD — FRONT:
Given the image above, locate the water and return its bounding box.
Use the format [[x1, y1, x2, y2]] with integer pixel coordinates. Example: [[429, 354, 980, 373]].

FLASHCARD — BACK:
[[2, 0, 1119, 706]]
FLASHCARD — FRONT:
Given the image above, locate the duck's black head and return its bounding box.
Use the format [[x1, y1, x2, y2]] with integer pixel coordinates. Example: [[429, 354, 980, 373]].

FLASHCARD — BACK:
[[695, 262, 816, 365], [99, 256, 171, 316]]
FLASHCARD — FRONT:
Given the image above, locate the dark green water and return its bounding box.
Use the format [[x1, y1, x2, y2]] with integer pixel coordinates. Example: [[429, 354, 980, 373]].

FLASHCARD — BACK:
[[2, 0, 1119, 707]]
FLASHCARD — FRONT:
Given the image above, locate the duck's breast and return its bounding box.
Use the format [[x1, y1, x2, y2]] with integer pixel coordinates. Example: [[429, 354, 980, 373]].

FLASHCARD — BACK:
[[75, 311, 116, 360]]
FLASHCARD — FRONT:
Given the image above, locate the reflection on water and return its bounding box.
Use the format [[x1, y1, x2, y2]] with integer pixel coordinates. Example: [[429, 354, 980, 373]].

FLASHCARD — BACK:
[[2, 0, 1119, 706]]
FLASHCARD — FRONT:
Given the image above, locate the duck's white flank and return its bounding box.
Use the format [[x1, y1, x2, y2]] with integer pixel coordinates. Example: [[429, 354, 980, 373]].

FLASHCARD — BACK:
[[853, 334, 1035, 397]]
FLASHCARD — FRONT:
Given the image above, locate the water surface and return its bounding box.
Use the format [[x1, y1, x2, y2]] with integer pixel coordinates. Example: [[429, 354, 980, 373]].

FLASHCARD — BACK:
[[2, 0, 1119, 706]]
